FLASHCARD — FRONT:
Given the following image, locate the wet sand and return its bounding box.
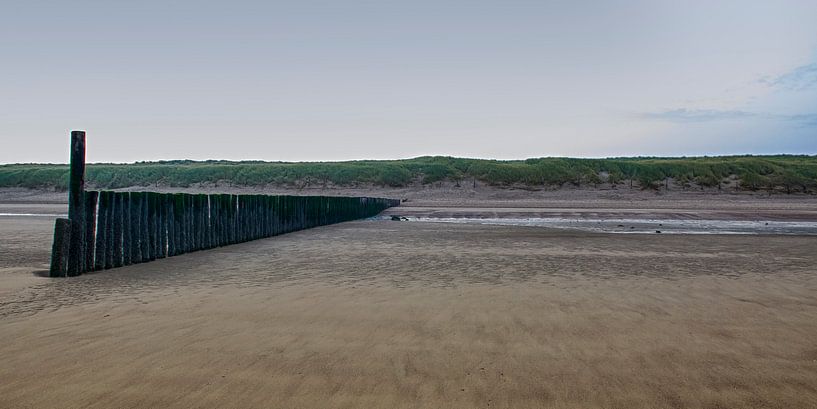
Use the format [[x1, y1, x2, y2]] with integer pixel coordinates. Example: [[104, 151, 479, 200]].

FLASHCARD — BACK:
[[1, 211, 817, 408]]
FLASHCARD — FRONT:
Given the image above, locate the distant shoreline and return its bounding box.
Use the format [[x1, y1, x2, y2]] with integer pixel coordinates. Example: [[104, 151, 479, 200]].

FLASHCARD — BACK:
[[2, 155, 816, 194]]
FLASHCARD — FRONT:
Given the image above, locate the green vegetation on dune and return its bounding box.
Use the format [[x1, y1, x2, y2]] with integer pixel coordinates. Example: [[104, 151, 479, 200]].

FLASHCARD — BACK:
[[1, 155, 816, 193]]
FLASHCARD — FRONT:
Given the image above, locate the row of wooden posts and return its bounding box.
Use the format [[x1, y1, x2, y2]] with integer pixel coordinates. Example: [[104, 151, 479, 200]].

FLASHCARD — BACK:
[[49, 131, 400, 277], [51, 192, 400, 277]]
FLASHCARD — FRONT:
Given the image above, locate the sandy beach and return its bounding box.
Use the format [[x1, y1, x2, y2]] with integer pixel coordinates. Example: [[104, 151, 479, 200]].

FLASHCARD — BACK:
[[1, 194, 816, 408]]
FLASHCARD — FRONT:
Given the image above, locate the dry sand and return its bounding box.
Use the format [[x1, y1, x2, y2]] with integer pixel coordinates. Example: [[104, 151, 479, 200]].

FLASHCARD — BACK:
[[1, 207, 817, 408]]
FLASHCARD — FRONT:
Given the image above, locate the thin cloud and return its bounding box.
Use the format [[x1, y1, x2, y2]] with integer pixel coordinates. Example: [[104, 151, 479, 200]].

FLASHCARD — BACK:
[[641, 109, 757, 122], [642, 108, 817, 127], [760, 62, 817, 91], [786, 113, 817, 127]]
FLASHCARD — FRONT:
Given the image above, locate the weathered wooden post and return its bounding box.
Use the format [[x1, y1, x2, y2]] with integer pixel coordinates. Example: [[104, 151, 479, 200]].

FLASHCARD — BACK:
[[67, 131, 86, 276], [49, 218, 72, 277], [159, 193, 167, 257], [132, 192, 143, 264], [205, 195, 213, 248], [123, 192, 132, 266], [145, 192, 155, 260], [94, 191, 109, 271], [218, 195, 225, 246], [164, 194, 173, 257], [198, 194, 207, 249], [224, 194, 232, 245], [236, 195, 243, 242], [165, 195, 175, 256], [83, 191, 99, 272], [113, 193, 124, 268], [140, 192, 150, 261], [173, 193, 184, 254], [104, 191, 115, 270], [211, 195, 220, 247], [179, 194, 190, 253], [187, 194, 193, 251], [192, 194, 200, 251]]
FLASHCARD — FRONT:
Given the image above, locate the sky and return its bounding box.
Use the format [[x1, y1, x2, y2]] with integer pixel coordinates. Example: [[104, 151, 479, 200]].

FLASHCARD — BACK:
[[2, 0, 816, 163]]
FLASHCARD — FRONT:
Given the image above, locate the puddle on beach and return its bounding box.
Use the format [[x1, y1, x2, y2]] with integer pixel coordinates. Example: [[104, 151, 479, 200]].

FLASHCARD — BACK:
[[378, 216, 817, 235], [0, 213, 67, 217], [4, 211, 816, 235]]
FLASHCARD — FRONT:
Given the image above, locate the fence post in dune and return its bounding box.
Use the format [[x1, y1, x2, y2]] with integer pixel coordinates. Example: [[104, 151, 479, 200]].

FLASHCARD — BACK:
[[226, 194, 234, 244], [131, 192, 143, 264], [104, 191, 115, 270], [277, 196, 283, 234], [248, 195, 254, 240], [252, 195, 259, 239], [206, 194, 212, 247], [154, 194, 162, 258], [188, 194, 196, 252], [221, 194, 228, 245], [205, 195, 213, 249], [193, 194, 201, 251], [146, 193, 155, 258], [142, 193, 150, 261], [46, 138, 400, 277], [154, 193, 162, 258], [158, 194, 166, 258], [236, 195, 244, 243], [122, 192, 132, 266], [140, 192, 150, 262], [242, 195, 249, 241], [264, 195, 271, 237], [158, 193, 167, 257], [67, 131, 86, 276], [83, 191, 99, 272], [112, 193, 124, 268], [249, 195, 255, 239], [212, 195, 220, 247], [199, 194, 208, 249], [213, 195, 222, 247], [236, 195, 243, 243], [219, 194, 227, 245], [147, 193, 158, 260], [165, 195, 174, 257], [235, 195, 242, 243], [49, 218, 72, 277], [222, 194, 228, 245], [177, 194, 188, 254], [246, 195, 252, 240], [94, 192, 108, 271], [179, 194, 185, 252], [244, 195, 250, 241], [237, 195, 244, 242], [182, 193, 193, 253], [155, 192, 163, 257], [285, 196, 292, 233]]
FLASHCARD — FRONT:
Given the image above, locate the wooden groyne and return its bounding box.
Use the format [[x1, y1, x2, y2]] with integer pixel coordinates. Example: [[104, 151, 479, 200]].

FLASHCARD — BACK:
[[49, 132, 399, 277]]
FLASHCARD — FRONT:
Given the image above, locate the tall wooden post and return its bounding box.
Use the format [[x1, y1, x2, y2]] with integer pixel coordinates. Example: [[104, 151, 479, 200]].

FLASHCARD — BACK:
[[67, 131, 86, 276]]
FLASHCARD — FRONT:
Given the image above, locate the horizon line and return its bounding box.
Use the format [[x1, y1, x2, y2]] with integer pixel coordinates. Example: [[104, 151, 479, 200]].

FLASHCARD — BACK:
[[3, 152, 817, 166]]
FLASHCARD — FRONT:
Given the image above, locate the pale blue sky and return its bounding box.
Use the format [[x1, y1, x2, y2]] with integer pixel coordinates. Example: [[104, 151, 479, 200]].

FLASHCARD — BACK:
[[2, 0, 816, 163]]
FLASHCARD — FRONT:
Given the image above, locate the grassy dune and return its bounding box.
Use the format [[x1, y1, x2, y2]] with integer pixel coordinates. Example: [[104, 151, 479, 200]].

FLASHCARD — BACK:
[[2, 155, 816, 193]]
